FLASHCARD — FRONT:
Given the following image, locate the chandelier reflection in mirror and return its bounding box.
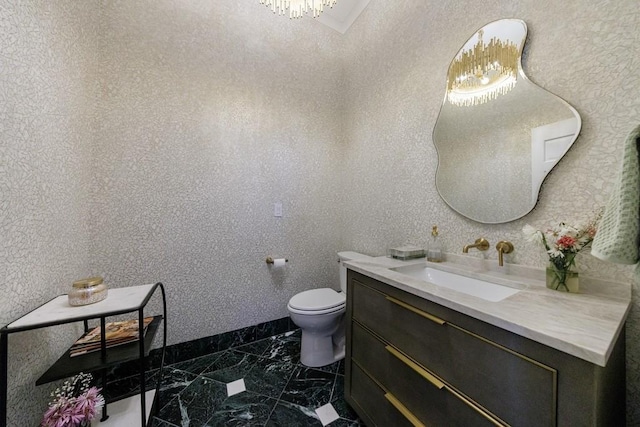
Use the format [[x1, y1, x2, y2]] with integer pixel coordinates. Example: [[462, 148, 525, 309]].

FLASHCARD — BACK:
[[447, 29, 519, 107], [434, 19, 582, 224], [260, 0, 337, 18]]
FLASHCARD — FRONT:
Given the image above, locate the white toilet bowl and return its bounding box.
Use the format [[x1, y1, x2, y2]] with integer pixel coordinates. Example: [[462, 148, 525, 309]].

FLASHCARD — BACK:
[[287, 288, 346, 367], [287, 251, 372, 367]]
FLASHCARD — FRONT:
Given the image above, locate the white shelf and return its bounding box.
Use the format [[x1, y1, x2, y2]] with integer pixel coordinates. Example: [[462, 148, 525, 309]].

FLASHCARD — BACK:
[[6, 284, 156, 330], [93, 390, 156, 427]]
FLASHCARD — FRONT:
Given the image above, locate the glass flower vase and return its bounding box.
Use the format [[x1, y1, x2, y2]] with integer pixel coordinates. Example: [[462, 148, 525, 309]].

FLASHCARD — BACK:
[[546, 263, 579, 293]]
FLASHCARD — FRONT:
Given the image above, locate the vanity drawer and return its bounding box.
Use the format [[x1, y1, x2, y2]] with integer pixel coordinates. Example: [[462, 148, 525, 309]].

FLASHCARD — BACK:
[[352, 320, 502, 427], [351, 277, 453, 381], [350, 273, 557, 427], [347, 270, 625, 427], [349, 361, 416, 427], [446, 324, 557, 427]]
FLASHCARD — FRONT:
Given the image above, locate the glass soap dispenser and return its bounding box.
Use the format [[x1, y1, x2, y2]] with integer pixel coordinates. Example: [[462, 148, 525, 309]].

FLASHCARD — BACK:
[[427, 225, 443, 262]]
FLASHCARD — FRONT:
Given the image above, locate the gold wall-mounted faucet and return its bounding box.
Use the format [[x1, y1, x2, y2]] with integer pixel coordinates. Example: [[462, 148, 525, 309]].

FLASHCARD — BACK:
[[462, 238, 490, 253], [496, 241, 514, 266]]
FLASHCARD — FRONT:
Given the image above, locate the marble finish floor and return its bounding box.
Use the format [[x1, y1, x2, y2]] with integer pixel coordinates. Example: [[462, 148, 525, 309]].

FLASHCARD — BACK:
[[129, 329, 361, 426]]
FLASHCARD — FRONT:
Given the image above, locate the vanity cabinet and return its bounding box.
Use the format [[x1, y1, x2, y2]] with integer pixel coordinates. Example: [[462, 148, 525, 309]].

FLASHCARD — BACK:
[[345, 270, 625, 427]]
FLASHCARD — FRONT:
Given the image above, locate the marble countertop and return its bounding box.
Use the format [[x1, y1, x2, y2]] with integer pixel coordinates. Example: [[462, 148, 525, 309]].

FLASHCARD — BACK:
[[344, 254, 631, 367], [5, 284, 157, 331]]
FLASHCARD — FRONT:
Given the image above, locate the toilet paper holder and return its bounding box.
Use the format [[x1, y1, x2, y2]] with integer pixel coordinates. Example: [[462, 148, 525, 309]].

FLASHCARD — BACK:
[[266, 257, 288, 264]]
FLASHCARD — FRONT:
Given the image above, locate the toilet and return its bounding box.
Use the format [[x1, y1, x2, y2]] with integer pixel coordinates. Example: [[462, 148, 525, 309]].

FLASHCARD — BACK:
[[287, 251, 371, 367]]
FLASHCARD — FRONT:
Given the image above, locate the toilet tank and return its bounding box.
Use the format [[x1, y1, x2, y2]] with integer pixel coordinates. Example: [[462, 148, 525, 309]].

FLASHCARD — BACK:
[[337, 251, 372, 293]]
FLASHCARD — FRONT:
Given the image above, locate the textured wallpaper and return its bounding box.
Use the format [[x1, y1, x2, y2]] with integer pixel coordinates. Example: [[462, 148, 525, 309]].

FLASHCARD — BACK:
[[0, 1, 99, 425], [2, 0, 639, 425], [90, 0, 347, 343], [340, 0, 640, 423]]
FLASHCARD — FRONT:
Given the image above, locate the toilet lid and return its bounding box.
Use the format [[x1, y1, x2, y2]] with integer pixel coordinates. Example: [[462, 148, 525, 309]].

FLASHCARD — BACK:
[[288, 288, 346, 312]]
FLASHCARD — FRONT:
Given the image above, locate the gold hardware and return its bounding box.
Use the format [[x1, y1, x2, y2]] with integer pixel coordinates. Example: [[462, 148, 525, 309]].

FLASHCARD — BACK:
[[352, 358, 388, 392], [384, 393, 426, 427], [495, 241, 514, 267], [444, 385, 507, 426], [385, 340, 508, 426], [385, 345, 445, 389], [265, 257, 288, 264], [357, 279, 555, 426], [462, 238, 490, 253], [385, 296, 446, 325], [447, 321, 557, 373], [72, 276, 104, 289]]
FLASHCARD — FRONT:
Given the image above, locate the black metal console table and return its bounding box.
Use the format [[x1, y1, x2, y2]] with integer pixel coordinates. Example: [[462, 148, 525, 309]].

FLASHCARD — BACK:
[[0, 282, 167, 427]]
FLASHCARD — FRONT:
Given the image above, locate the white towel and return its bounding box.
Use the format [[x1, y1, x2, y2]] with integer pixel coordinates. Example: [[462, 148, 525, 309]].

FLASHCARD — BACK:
[[591, 125, 640, 271]]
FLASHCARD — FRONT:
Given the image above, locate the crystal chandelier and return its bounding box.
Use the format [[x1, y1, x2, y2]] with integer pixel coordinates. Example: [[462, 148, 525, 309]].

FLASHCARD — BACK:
[[260, 0, 338, 19], [447, 30, 519, 107]]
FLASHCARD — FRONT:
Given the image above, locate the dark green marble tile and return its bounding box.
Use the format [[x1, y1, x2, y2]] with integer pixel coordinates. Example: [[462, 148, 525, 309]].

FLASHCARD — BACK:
[[234, 337, 272, 356], [149, 416, 179, 427], [255, 317, 294, 340], [159, 335, 221, 366], [329, 418, 364, 426], [109, 322, 360, 426], [243, 355, 296, 399], [218, 326, 257, 351], [330, 375, 359, 422], [279, 365, 335, 408], [200, 350, 260, 384], [157, 366, 198, 402], [263, 330, 302, 363], [204, 390, 278, 426], [331, 374, 344, 402], [307, 358, 342, 374], [168, 351, 224, 375], [157, 376, 227, 426], [265, 400, 322, 426]]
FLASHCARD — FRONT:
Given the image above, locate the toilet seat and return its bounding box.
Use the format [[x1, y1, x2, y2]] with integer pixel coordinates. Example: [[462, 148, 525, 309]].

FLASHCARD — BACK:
[[288, 288, 346, 315]]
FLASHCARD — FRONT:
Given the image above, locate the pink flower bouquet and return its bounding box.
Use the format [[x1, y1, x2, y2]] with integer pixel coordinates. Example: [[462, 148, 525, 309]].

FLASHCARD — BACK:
[[41, 373, 104, 427], [523, 211, 601, 292], [523, 216, 599, 270]]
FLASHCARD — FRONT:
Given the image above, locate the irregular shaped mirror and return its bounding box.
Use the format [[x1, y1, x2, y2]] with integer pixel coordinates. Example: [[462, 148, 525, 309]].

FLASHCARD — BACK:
[[433, 19, 581, 224]]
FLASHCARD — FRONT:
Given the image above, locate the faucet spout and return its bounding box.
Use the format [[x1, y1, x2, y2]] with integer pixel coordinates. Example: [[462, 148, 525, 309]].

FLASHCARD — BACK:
[[462, 238, 490, 253], [496, 241, 514, 266]]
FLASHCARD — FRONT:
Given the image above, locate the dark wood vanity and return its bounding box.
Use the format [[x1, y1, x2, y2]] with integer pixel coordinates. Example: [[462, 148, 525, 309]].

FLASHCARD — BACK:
[[345, 270, 625, 426]]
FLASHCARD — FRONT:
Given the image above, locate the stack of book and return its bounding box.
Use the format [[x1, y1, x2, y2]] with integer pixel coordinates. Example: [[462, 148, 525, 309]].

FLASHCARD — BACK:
[[69, 317, 153, 357]]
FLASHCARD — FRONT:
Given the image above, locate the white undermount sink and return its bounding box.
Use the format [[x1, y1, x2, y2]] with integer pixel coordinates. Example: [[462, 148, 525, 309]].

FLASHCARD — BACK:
[[391, 264, 521, 302]]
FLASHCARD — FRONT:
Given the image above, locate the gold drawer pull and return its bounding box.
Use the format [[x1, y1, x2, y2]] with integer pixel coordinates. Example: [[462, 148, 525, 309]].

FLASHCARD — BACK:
[[386, 345, 444, 389], [385, 296, 446, 325], [385, 392, 426, 427], [445, 386, 506, 427]]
